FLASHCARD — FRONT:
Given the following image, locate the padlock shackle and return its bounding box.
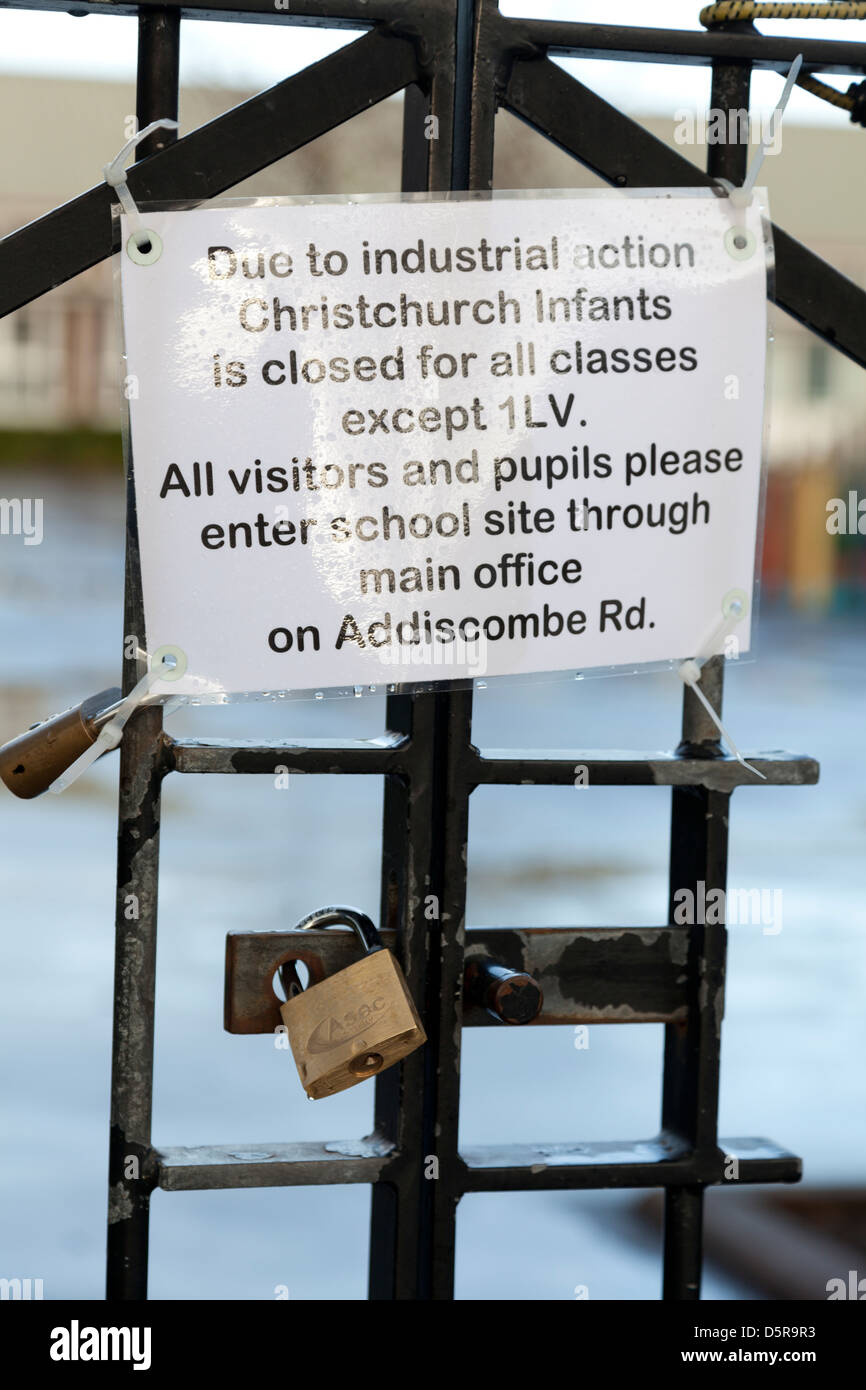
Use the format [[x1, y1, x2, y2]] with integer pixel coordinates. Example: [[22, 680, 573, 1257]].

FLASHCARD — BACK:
[[293, 905, 383, 955]]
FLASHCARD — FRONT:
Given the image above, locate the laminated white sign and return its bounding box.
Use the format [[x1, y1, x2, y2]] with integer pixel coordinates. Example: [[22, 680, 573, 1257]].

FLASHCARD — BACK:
[[119, 190, 770, 698]]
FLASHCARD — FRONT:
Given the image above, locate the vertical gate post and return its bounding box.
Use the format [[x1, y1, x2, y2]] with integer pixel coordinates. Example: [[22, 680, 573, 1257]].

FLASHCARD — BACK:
[[660, 51, 752, 1301], [419, 0, 480, 1305], [105, 8, 180, 1301], [370, 0, 478, 1301]]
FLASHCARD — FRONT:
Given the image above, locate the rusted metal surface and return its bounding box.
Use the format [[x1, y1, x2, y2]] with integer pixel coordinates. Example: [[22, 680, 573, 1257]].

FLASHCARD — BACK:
[[106, 703, 165, 1296], [225, 926, 694, 1034], [659, 56, 754, 1301], [169, 732, 409, 777], [104, 8, 179, 1301], [471, 749, 819, 790]]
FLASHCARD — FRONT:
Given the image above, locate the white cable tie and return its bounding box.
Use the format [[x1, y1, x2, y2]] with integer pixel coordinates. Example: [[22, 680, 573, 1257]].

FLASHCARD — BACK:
[[49, 657, 173, 795], [103, 119, 178, 249], [729, 53, 803, 207], [681, 676, 766, 781], [677, 601, 766, 780]]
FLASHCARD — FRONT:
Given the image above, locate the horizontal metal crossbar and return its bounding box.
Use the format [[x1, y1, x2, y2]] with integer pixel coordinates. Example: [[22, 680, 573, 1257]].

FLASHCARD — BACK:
[[516, 18, 866, 74], [169, 734, 409, 777], [224, 925, 691, 1033], [460, 1136, 802, 1192], [167, 737, 818, 790], [3, 0, 866, 75], [0, 0, 396, 23], [157, 1140, 393, 1190], [470, 750, 818, 789], [153, 1135, 801, 1191]]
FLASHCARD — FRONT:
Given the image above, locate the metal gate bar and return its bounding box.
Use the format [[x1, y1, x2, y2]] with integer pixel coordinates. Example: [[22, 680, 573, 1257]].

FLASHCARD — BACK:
[[1, 0, 847, 1300], [105, 6, 180, 1302]]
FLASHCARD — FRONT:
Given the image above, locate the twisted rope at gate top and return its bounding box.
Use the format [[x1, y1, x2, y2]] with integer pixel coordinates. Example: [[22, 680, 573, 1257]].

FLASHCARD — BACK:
[[103, 119, 179, 249], [701, 2, 866, 124], [702, 1, 866, 19]]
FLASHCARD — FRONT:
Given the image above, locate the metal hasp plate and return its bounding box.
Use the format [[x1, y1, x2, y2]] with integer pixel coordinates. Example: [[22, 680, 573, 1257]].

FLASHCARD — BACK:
[[225, 925, 696, 1033]]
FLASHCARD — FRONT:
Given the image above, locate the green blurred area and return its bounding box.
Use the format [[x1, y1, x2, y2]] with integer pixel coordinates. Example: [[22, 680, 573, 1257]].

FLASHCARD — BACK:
[[0, 428, 121, 470]]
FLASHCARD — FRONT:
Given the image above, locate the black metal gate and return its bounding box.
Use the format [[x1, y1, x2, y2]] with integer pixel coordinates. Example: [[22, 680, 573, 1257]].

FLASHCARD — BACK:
[[3, 0, 864, 1302]]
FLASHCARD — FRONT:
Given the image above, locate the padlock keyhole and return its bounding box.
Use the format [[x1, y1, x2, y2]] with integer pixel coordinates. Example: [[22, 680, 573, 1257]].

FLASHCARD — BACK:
[[348, 1051, 384, 1078], [272, 960, 310, 1002]]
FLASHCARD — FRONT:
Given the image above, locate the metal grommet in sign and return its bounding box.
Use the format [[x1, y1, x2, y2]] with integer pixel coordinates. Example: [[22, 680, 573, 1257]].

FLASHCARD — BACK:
[[722, 588, 749, 621], [150, 644, 187, 681], [126, 229, 163, 265], [723, 226, 756, 261]]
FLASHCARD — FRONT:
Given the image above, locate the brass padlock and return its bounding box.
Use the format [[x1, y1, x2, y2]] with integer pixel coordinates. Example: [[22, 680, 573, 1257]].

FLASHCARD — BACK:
[[279, 906, 426, 1100], [0, 687, 122, 799]]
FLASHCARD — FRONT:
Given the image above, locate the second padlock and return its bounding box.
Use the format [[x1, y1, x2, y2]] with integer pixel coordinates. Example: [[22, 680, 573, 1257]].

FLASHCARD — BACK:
[[279, 906, 426, 1099]]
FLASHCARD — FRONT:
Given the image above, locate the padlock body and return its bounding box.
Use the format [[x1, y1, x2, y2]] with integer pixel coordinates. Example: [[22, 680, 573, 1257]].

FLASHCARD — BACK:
[[280, 949, 425, 1099]]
